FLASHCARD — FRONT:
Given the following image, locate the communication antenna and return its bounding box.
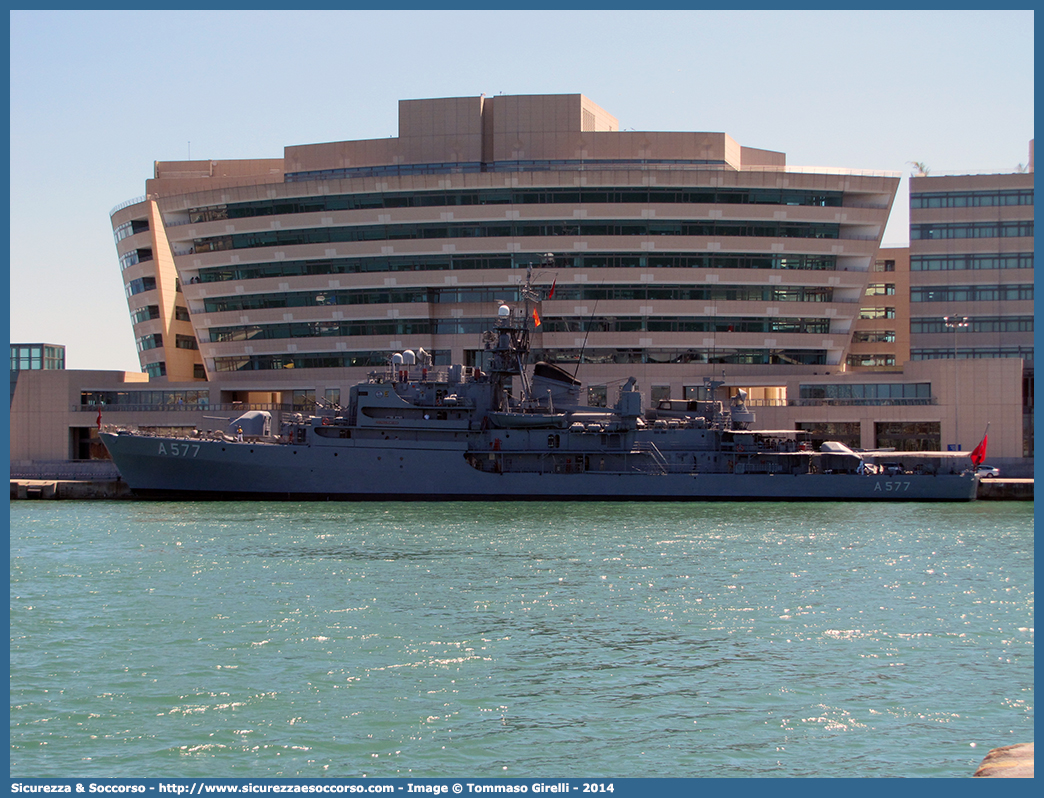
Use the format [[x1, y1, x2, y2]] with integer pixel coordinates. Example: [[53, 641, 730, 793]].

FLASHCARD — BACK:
[[573, 277, 606, 380]]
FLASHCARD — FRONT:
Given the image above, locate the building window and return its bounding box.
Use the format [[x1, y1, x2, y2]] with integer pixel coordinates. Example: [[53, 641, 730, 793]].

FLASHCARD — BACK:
[[798, 383, 931, 404], [911, 221, 1034, 240], [192, 218, 843, 254], [846, 354, 896, 368], [137, 333, 162, 352], [291, 389, 316, 411], [524, 348, 828, 366], [80, 389, 209, 408], [587, 385, 608, 407], [130, 305, 161, 324], [683, 385, 715, 401], [911, 189, 1033, 208], [144, 362, 166, 378], [796, 422, 861, 450], [10, 344, 64, 372], [113, 219, 150, 243], [874, 422, 941, 452], [911, 253, 1033, 271], [865, 283, 895, 296], [852, 330, 896, 343], [911, 285, 1033, 303], [118, 248, 153, 270], [911, 316, 1033, 334], [126, 277, 157, 297], [216, 350, 452, 372], [197, 252, 840, 284], [209, 314, 834, 343], [651, 385, 671, 403], [203, 283, 835, 312], [910, 346, 1034, 361], [859, 307, 896, 320]]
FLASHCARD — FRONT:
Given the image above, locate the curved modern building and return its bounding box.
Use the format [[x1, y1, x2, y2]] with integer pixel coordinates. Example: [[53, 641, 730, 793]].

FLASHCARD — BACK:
[[109, 94, 899, 410]]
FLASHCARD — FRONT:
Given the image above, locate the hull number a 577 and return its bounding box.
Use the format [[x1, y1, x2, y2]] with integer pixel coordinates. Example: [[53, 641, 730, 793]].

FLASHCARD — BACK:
[[158, 442, 200, 457], [875, 480, 911, 492]]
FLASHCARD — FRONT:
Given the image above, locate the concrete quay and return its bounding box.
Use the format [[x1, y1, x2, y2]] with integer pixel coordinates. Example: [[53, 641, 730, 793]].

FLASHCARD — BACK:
[[11, 478, 135, 500], [976, 477, 1034, 500]]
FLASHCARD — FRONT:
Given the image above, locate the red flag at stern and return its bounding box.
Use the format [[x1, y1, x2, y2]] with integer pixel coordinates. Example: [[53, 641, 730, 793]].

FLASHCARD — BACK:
[[970, 433, 988, 467]]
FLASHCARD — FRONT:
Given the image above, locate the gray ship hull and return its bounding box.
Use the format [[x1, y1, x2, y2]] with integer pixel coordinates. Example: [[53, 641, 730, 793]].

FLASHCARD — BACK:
[[100, 432, 979, 502]]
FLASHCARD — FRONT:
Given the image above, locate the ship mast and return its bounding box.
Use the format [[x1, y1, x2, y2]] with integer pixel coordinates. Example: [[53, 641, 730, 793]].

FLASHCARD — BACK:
[[482, 254, 555, 411]]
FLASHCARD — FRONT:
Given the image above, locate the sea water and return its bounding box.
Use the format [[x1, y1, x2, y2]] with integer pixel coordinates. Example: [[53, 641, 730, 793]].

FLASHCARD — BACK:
[[9, 500, 1033, 779]]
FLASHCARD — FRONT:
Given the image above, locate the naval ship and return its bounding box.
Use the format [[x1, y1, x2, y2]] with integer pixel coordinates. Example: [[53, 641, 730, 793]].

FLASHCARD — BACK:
[[101, 271, 979, 502]]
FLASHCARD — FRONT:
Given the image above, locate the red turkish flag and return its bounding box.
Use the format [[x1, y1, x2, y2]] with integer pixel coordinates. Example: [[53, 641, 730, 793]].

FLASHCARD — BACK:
[[970, 434, 988, 466]]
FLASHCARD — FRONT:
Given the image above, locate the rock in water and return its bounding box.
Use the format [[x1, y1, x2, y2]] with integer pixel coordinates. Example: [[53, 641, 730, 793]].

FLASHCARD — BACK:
[[974, 743, 1034, 778]]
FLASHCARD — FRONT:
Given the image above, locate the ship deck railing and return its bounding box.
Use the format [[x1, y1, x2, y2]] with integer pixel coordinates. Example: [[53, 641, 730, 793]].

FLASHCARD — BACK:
[[480, 441, 696, 477]]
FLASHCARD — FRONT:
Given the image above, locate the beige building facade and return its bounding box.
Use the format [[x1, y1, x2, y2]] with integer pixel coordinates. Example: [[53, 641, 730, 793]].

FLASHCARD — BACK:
[[909, 159, 1034, 455], [847, 246, 912, 372]]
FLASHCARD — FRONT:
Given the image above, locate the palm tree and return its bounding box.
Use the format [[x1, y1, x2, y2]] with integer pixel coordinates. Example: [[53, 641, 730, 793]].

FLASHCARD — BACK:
[[907, 161, 930, 177]]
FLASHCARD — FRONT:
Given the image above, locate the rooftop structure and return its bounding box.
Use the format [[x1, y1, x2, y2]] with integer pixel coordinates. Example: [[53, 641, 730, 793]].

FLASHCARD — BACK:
[[10, 343, 65, 402]]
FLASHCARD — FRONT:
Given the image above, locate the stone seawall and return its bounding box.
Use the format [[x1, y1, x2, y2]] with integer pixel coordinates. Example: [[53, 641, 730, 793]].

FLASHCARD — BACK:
[[11, 479, 135, 500], [976, 478, 1034, 500]]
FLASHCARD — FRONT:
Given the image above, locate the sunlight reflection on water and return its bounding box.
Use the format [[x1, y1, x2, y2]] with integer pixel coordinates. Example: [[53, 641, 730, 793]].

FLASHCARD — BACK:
[[10, 500, 1033, 778]]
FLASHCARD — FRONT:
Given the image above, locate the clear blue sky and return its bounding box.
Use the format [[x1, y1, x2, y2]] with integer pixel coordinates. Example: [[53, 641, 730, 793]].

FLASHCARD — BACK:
[[8, 9, 1034, 372]]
